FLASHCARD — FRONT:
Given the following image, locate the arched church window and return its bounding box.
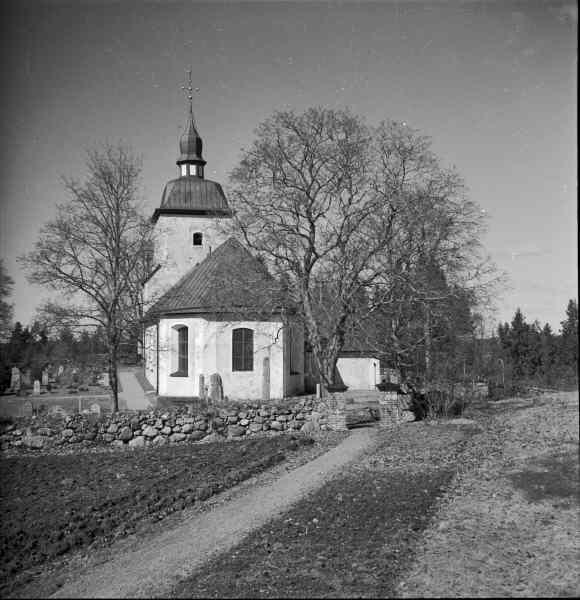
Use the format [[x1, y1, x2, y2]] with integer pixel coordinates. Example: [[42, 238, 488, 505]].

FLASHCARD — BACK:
[[232, 328, 253, 371], [171, 324, 188, 376], [193, 232, 203, 246]]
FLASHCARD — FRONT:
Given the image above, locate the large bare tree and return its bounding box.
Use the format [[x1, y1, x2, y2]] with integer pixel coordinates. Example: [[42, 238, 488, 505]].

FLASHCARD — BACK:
[[359, 120, 502, 381], [228, 108, 499, 387], [19, 144, 153, 410], [229, 108, 398, 386]]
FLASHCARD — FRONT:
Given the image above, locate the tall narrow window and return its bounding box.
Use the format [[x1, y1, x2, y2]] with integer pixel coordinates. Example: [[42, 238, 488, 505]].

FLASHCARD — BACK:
[[193, 232, 203, 246], [171, 325, 188, 376], [232, 328, 253, 371]]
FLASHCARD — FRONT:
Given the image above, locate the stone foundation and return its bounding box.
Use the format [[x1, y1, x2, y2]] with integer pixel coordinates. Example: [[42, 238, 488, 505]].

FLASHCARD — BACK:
[[378, 392, 415, 427]]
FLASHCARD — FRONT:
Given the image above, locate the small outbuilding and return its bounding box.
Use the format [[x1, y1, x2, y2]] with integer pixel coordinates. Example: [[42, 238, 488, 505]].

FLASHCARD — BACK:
[[335, 351, 381, 391]]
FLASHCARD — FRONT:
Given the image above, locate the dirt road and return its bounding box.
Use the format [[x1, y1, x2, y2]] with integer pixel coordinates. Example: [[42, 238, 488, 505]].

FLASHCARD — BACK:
[[50, 427, 380, 598]]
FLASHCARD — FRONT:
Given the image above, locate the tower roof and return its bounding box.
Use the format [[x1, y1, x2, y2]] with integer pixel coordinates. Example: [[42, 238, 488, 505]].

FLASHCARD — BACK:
[[152, 75, 232, 222], [177, 108, 206, 166], [152, 176, 231, 222]]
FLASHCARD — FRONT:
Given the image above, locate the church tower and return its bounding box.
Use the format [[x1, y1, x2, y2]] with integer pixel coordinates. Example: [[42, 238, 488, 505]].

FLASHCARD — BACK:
[[144, 75, 232, 306]]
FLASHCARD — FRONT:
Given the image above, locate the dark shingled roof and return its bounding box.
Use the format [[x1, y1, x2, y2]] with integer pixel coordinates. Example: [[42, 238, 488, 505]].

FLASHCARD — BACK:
[[145, 237, 288, 319], [152, 176, 231, 221]]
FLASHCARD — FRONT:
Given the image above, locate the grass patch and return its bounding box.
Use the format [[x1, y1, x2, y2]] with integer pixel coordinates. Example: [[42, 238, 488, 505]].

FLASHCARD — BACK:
[[399, 391, 580, 598]]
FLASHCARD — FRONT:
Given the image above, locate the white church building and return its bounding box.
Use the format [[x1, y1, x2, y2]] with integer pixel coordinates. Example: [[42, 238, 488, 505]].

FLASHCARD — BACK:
[[143, 102, 304, 401]]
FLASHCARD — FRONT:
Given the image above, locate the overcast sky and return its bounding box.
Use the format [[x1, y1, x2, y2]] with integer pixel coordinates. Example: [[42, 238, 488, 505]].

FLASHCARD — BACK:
[[0, 0, 577, 332]]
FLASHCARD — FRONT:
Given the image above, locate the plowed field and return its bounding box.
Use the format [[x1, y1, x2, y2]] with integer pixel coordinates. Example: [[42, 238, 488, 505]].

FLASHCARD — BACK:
[[0, 435, 315, 592]]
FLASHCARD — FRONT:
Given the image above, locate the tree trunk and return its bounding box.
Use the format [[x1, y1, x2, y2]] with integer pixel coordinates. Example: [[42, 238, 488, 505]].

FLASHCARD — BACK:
[[423, 302, 432, 383], [108, 332, 119, 412], [322, 354, 339, 387]]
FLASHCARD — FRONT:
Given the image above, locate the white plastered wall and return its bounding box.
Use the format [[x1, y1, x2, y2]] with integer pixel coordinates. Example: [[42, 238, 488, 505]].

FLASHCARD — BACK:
[[156, 316, 291, 400], [336, 356, 380, 390], [143, 215, 231, 307], [144, 324, 158, 390]]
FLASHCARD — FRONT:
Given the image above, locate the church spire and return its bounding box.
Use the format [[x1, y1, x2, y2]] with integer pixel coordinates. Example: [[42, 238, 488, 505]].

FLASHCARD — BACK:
[[177, 69, 206, 177]]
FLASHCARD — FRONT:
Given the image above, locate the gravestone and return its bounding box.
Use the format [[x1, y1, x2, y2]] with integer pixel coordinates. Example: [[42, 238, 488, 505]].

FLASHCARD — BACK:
[[208, 373, 223, 404], [22, 400, 33, 418], [48, 405, 68, 418], [33, 380, 41, 395], [262, 357, 270, 402], [10, 367, 21, 391], [22, 369, 32, 386], [97, 372, 110, 388], [61, 366, 74, 387], [89, 403, 102, 416], [41, 370, 49, 387]]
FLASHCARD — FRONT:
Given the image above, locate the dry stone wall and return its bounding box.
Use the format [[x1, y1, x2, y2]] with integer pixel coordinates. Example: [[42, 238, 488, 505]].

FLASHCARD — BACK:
[[0, 397, 332, 454], [378, 392, 415, 427], [0, 393, 412, 454]]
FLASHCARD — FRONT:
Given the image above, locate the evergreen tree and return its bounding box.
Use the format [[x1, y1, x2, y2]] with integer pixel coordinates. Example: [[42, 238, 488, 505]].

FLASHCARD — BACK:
[[507, 308, 531, 379], [77, 329, 93, 365], [7, 322, 30, 368], [526, 320, 543, 380], [560, 299, 578, 369], [53, 325, 75, 363], [539, 323, 557, 384]]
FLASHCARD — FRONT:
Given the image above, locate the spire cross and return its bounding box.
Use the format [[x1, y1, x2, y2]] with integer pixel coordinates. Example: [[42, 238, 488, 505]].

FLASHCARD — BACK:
[[181, 69, 200, 115]]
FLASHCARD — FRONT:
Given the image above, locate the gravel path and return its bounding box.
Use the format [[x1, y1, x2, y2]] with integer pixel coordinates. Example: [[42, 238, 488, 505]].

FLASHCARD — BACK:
[[117, 369, 152, 412], [50, 427, 380, 599]]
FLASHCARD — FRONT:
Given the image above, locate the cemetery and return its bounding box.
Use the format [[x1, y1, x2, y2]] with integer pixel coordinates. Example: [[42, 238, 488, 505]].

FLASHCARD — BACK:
[[0, 363, 114, 419], [0, 359, 417, 455]]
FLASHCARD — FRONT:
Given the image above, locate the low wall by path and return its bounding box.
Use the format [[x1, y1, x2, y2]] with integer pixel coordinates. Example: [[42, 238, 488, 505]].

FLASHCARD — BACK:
[[0, 398, 331, 454], [0, 392, 410, 455], [378, 392, 416, 427]]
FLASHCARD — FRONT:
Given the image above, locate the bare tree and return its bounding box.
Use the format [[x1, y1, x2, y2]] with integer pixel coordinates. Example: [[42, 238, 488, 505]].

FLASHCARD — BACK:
[[228, 109, 500, 387], [360, 122, 504, 383], [19, 144, 153, 410], [0, 260, 15, 343], [228, 108, 399, 386]]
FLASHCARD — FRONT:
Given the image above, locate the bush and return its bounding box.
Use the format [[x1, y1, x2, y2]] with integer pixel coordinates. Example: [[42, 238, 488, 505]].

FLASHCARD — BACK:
[[410, 388, 465, 420], [0, 363, 11, 395]]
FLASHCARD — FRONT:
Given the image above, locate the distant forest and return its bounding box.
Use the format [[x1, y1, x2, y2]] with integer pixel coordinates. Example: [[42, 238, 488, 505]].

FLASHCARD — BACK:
[[0, 300, 577, 396], [490, 300, 578, 394]]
